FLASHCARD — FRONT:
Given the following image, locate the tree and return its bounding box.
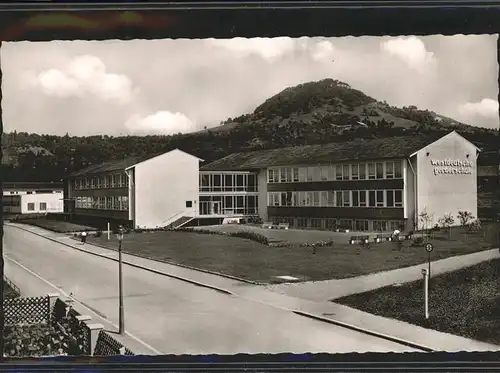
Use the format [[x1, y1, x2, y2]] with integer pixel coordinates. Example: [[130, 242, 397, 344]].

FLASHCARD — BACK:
[[457, 211, 474, 228], [457, 211, 475, 241], [419, 211, 433, 239], [438, 213, 455, 240]]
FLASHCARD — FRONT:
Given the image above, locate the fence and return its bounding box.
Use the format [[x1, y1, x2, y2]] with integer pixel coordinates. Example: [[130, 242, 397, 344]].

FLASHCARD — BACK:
[[3, 295, 135, 356], [4, 295, 51, 325], [93, 330, 134, 356]]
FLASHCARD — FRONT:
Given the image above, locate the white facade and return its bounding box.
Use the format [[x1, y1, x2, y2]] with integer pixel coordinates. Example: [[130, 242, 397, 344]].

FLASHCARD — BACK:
[[3, 192, 64, 214], [409, 131, 479, 230], [127, 149, 202, 229]]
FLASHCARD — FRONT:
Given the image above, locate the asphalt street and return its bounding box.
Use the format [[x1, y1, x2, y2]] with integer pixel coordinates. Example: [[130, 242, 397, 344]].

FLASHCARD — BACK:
[[3, 225, 416, 354]]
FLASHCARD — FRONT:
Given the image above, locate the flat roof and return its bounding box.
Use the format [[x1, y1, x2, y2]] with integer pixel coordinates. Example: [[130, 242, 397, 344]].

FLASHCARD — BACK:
[[201, 132, 450, 171], [3, 181, 63, 190]]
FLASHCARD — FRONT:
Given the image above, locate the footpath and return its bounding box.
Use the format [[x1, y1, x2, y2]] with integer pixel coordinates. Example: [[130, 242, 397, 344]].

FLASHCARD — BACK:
[[8, 223, 500, 352], [268, 248, 500, 302]]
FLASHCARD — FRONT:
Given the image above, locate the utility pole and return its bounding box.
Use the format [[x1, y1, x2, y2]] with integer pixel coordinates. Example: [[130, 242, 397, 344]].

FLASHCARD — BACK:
[[117, 226, 125, 334]]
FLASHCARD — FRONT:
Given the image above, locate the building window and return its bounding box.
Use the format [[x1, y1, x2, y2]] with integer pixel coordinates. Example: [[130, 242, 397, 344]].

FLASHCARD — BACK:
[[343, 191, 351, 207], [374, 220, 388, 232], [268, 169, 277, 183], [39, 202, 47, 211], [121, 196, 129, 210], [368, 190, 376, 207], [376, 162, 384, 179], [327, 191, 335, 206], [336, 191, 343, 207], [320, 166, 329, 181], [352, 191, 359, 207], [386, 190, 395, 207], [386, 161, 395, 179], [279, 168, 287, 183], [368, 163, 376, 179], [376, 190, 385, 207], [320, 191, 328, 207], [311, 218, 322, 229], [394, 160, 403, 178], [355, 220, 369, 231], [104, 197, 111, 210], [335, 165, 343, 180], [326, 218, 337, 230], [342, 165, 350, 180], [306, 167, 314, 181], [351, 164, 359, 180], [394, 190, 403, 207], [184, 200, 192, 208], [298, 168, 307, 182], [339, 219, 353, 230], [282, 192, 294, 207], [359, 190, 367, 207], [327, 165, 335, 181], [297, 217, 308, 228], [27, 203, 35, 211], [312, 191, 320, 206], [292, 168, 299, 182], [359, 164, 366, 180]]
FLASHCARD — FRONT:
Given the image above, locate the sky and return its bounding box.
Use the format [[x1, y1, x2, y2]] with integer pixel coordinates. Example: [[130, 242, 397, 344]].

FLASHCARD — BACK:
[[1, 35, 498, 136]]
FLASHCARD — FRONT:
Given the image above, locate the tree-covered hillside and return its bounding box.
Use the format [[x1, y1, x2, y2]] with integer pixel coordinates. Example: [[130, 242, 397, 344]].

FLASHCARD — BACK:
[[2, 78, 497, 182]]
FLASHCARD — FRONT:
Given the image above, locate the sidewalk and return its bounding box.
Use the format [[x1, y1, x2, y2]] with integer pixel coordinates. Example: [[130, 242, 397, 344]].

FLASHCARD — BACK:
[[4, 254, 159, 356], [9, 222, 500, 352], [268, 248, 500, 301]]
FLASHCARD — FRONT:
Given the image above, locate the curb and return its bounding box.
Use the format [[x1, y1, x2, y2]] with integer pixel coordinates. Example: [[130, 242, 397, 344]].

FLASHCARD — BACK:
[[67, 236, 264, 286], [10, 224, 235, 296], [8, 223, 440, 352], [292, 311, 434, 352]]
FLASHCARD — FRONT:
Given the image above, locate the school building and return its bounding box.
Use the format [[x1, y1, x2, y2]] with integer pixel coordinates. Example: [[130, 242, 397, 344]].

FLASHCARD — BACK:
[[63, 131, 480, 232], [200, 130, 480, 232]]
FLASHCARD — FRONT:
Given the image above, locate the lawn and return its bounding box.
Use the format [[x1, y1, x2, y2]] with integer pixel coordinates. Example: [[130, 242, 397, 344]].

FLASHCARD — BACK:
[[83, 222, 499, 284], [194, 224, 352, 245], [19, 219, 96, 233], [335, 258, 500, 346]]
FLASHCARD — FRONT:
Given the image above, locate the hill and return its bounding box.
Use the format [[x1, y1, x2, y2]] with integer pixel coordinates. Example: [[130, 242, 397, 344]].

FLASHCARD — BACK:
[[1, 78, 497, 182]]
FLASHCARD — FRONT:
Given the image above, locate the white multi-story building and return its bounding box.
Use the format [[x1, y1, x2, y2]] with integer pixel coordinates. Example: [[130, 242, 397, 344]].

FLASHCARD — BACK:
[[201, 131, 480, 232]]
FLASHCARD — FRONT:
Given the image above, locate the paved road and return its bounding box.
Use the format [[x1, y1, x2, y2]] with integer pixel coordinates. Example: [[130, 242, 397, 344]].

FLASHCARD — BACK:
[[3, 225, 416, 354]]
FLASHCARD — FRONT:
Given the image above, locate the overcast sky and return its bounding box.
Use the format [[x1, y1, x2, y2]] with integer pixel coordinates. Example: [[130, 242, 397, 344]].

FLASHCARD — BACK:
[[1, 35, 498, 136]]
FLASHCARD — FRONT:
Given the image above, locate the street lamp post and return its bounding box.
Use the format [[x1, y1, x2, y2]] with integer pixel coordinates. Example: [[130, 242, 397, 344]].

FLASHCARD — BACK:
[[117, 226, 125, 334]]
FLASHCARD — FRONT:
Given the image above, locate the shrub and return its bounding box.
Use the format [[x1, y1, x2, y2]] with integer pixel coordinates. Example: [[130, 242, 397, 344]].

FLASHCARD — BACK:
[[95, 231, 103, 238], [230, 231, 269, 245], [411, 237, 424, 247]]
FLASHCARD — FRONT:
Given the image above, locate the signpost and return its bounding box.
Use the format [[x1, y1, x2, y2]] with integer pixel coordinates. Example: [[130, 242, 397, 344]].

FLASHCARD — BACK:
[[421, 268, 429, 319], [116, 226, 125, 334]]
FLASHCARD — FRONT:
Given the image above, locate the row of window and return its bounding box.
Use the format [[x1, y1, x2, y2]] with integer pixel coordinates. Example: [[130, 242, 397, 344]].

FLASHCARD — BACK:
[[27, 202, 47, 211], [75, 196, 129, 210], [73, 173, 129, 190], [268, 160, 403, 183], [271, 216, 405, 232], [4, 190, 62, 195], [268, 189, 403, 208], [200, 173, 258, 193], [199, 195, 259, 215]]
